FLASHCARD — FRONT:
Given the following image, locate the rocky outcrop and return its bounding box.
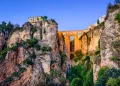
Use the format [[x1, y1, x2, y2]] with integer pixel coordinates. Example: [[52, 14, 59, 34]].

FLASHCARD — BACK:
[[0, 31, 5, 52], [0, 20, 64, 86], [93, 4, 120, 82], [79, 25, 103, 55], [100, 5, 120, 68]]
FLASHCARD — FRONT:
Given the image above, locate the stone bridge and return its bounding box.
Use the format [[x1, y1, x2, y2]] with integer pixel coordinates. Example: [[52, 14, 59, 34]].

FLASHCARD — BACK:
[[58, 30, 88, 58]]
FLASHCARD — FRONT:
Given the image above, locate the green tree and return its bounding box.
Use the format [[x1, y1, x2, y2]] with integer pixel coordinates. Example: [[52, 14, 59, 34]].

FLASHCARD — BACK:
[[115, 12, 120, 23], [98, 66, 109, 79], [67, 64, 83, 82], [6, 22, 14, 33], [106, 78, 118, 86], [97, 19, 100, 24], [0, 21, 7, 31], [83, 69, 93, 86], [44, 16, 48, 20], [70, 78, 83, 86]]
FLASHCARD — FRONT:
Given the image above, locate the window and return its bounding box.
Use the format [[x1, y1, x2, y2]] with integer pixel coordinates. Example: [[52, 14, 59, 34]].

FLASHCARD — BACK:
[[63, 33, 66, 36], [78, 32, 81, 36]]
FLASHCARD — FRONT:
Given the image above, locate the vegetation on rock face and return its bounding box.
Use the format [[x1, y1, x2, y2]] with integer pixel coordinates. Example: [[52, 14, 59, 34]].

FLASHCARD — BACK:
[[0, 47, 10, 60], [70, 78, 83, 86], [35, 44, 41, 50], [97, 19, 100, 24], [0, 21, 21, 39], [60, 51, 67, 67], [109, 56, 119, 62], [40, 29, 42, 40], [95, 50, 100, 55], [42, 46, 52, 53], [97, 66, 109, 79], [74, 50, 83, 62], [115, 12, 120, 24], [67, 54, 93, 86], [41, 16, 48, 20], [95, 67, 120, 86]]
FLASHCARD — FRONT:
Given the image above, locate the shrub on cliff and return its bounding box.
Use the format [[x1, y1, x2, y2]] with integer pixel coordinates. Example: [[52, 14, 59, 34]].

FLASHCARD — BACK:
[[42, 46, 52, 53], [98, 66, 109, 79], [74, 50, 83, 62], [0, 47, 10, 60], [95, 67, 120, 86], [26, 38, 38, 47], [115, 12, 120, 23], [61, 53, 67, 66], [35, 44, 41, 50]]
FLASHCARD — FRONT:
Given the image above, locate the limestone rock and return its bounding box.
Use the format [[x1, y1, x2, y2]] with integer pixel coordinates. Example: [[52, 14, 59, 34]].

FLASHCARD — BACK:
[[100, 6, 120, 68], [0, 31, 5, 52]]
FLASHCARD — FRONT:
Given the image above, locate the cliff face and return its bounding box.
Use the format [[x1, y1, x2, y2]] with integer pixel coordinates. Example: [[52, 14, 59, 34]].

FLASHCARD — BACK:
[[100, 5, 120, 68], [0, 20, 65, 86], [79, 25, 103, 55], [93, 4, 120, 82]]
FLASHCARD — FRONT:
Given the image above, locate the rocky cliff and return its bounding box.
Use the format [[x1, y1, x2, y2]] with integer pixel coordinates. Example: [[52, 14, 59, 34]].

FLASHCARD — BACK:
[[93, 4, 120, 82], [79, 25, 103, 55], [0, 20, 66, 86]]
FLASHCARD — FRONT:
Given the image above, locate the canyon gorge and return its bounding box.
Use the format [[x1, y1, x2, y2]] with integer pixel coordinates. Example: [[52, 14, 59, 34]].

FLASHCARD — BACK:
[[0, 3, 120, 86]]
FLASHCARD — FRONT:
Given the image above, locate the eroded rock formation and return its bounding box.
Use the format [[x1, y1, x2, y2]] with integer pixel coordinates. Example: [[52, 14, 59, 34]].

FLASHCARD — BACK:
[[93, 4, 120, 82], [0, 20, 65, 86]]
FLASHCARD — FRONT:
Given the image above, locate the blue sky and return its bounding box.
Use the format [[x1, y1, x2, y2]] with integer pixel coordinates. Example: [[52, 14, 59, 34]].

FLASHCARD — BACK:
[[0, 0, 114, 31]]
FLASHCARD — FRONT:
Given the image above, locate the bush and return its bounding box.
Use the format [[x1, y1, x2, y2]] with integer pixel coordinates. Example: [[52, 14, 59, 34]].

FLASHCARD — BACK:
[[95, 50, 100, 55], [0, 47, 10, 60], [42, 46, 52, 52], [112, 40, 120, 48], [50, 69, 61, 78], [81, 69, 87, 79], [117, 77, 120, 85], [61, 53, 67, 66], [23, 59, 34, 66], [19, 67, 26, 73], [35, 44, 41, 50], [74, 50, 83, 59], [95, 67, 120, 86], [42, 46, 48, 52], [115, 12, 120, 23], [40, 29, 42, 40], [4, 77, 13, 83], [30, 26, 37, 33], [70, 78, 83, 86], [47, 47, 52, 51], [29, 53, 36, 59], [83, 69, 93, 86], [67, 64, 83, 82], [109, 56, 118, 61], [74, 57, 80, 62], [98, 66, 109, 79], [106, 78, 118, 86], [11, 44, 18, 51], [60, 77, 66, 84], [26, 38, 38, 47], [12, 72, 20, 77]]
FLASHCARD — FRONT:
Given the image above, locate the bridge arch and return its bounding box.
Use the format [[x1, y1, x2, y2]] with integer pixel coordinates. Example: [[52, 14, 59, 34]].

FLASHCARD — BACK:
[[59, 30, 88, 59]]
